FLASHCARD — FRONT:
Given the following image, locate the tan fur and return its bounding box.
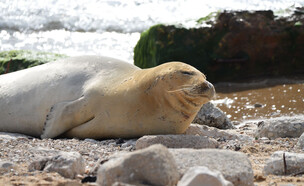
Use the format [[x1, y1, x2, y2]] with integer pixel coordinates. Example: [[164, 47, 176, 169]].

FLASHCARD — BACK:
[[0, 56, 215, 139], [61, 62, 215, 139]]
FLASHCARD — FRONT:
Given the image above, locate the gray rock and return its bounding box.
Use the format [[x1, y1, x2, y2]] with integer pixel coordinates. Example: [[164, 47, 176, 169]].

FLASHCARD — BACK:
[[192, 102, 234, 129], [136, 135, 218, 149], [184, 124, 253, 141], [57, 181, 82, 186], [0, 132, 32, 140], [264, 151, 304, 175], [177, 166, 233, 186], [170, 148, 254, 186], [0, 161, 16, 174], [255, 116, 304, 139], [30, 146, 59, 154], [121, 139, 137, 148], [28, 151, 85, 179], [297, 132, 304, 149], [112, 182, 148, 186], [84, 138, 99, 143], [97, 144, 179, 186], [254, 103, 263, 108]]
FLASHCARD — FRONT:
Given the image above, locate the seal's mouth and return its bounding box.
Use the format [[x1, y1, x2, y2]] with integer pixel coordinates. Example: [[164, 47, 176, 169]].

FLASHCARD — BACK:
[[177, 80, 215, 101], [168, 80, 215, 101]]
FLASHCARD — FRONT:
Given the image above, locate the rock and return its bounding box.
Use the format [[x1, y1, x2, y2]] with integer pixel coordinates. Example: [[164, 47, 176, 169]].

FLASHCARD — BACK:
[[28, 151, 85, 179], [192, 102, 234, 129], [135, 135, 218, 149], [184, 124, 253, 141], [29, 147, 66, 158], [0, 161, 16, 174], [134, 11, 304, 82], [296, 132, 304, 149], [0, 132, 32, 140], [81, 176, 97, 183], [58, 181, 82, 186], [254, 103, 263, 108], [121, 139, 137, 149], [97, 144, 179, 186], [112, 182, 148, 186], [84, 138, 99, 143], [264, 151, 304, 175], [255, 116, 304, 139], [177, 166, 233, 186], [170, 148, 254, 186], [0, 50, 67, 74]]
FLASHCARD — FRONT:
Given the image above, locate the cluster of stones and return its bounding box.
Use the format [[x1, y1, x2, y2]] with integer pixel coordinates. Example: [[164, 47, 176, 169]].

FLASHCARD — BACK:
[[0, 127, 254, 186], [255, 115, 304, 176], [1, 103, 304, 185]]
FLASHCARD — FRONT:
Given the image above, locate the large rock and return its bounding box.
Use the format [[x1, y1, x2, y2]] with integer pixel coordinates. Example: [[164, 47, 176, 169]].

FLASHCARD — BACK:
[[184, 124, 253, 141], [296, 132, 304, 149], [97, 144, 179, 186], [192, 102, 234, 129], [170, 148, 254, 186], [264, 151, 304, 175], [135, 135, 218, 149], [177, 166, 233, 186], [0, 161, 16, 174], [255, 116, 304, 139], [134, 10, 304, 82], [0, 50, 67, 74], [28, 150, 85, 179]]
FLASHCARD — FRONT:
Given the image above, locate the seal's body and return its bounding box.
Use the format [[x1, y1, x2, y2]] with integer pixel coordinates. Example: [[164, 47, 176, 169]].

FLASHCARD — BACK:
[[0, 56, 215, 139]]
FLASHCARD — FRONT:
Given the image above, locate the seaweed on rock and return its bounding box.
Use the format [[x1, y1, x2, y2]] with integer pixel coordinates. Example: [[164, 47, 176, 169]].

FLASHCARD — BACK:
[[134, 10, 304, 82], [0, 50, 67, 75]]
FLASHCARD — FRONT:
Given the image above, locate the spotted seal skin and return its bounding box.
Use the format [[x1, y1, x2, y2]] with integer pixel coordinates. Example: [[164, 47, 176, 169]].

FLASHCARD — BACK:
[[0, 56, 215, 139]]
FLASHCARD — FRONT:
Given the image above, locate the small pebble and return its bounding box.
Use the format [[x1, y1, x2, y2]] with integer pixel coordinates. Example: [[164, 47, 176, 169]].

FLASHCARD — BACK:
[[254, 103, 263, 108]]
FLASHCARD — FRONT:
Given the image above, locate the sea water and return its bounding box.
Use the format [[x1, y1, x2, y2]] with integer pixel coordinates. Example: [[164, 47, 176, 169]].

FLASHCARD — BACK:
[[0, 0, 303, 62]]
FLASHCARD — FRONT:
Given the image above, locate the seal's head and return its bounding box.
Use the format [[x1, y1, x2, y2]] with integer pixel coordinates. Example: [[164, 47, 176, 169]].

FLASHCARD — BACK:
[[146, 62, 215, 103], [140, 62, 215, 132]]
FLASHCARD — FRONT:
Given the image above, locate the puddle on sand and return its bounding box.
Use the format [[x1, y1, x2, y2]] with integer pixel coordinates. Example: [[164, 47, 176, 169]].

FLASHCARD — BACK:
[[213, 80, 304, 122]]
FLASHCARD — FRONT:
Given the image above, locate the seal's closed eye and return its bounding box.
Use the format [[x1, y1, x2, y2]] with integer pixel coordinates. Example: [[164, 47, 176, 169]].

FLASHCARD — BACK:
[[180, 71, 195, 76]]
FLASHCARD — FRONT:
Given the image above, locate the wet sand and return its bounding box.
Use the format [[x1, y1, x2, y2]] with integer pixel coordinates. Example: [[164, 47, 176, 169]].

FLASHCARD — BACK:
[[214, 78, 304, 122]]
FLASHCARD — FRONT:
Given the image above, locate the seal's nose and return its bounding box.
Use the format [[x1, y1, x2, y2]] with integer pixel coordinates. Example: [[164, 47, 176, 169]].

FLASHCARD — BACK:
[[201, 80, 216, 100]]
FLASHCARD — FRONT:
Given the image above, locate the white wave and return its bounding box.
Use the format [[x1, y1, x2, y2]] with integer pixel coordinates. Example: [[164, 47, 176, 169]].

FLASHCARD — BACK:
[[211, 97, 234, 106], [0, 29, 140, 62], [0, 0, 302, 33], [1, 0, 303, 61]]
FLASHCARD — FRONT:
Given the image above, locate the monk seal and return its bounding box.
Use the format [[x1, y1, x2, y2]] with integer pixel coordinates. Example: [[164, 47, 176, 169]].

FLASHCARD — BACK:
[[0, 56, 215, 139]]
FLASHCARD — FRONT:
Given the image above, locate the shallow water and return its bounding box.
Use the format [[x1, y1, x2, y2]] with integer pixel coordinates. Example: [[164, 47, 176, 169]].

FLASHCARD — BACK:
[[1, 0, 303, 61], [214, 80, 304, 122]]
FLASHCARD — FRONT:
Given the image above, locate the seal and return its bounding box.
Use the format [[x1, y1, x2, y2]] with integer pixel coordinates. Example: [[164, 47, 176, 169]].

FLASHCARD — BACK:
[[0, 56, 215, 139]]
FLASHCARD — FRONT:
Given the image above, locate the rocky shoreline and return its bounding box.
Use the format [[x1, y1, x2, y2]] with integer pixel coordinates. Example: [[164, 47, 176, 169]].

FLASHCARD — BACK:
[[1, 103, 304, 185], [1, 5, 304, 186]]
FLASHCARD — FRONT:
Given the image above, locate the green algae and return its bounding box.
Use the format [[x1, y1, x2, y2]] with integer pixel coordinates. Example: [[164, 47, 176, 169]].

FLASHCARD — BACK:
[[196, 11, 220, 25], [134, 24, 229, 81], [0, 50, 67, 74]]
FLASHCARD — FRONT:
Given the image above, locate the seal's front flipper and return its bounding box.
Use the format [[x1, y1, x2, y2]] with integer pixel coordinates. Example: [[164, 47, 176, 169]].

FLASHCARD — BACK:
[[41, 96, 94, 139]]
